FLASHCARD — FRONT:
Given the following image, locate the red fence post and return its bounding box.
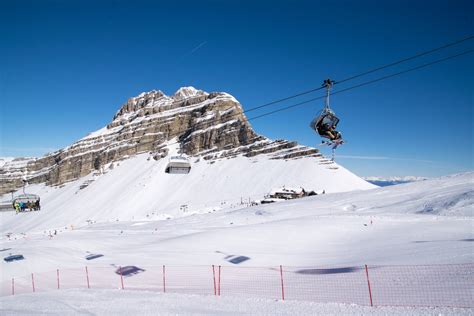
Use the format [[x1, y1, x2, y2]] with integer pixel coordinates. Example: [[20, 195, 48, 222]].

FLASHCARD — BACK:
[[57, 269, 60, 289], [280, 265, 285, 301], [365, 264, 374, 306], [85, 266, 90, 289], [119, 266, 124, 290], [212, 265, 217, 295], [31, 273, 35, 293], [218, 265, 221, 296], [11, 278, 14, 296], [162, 265, 166, 293]]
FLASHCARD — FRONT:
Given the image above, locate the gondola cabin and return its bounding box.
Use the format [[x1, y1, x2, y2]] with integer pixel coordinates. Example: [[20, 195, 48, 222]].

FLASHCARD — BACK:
[[165, 156, 191, 174]]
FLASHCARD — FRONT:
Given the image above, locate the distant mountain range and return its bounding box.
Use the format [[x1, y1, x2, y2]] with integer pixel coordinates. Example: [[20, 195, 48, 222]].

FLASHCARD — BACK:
[[363, 176, 428, 187]]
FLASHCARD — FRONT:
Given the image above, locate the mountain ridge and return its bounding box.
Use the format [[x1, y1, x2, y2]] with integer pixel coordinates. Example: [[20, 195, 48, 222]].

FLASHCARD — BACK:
[[0, 87, 324, 195], [363, 176, 429, 187]]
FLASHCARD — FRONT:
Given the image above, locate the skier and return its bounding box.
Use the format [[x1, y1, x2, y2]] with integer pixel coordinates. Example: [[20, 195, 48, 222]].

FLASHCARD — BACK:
[[317, 118, 342, 142]]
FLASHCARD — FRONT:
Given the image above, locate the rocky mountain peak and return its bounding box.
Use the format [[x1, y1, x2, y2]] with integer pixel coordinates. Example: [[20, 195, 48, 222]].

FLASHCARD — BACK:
[[0, 87, 321, 195], [172, 86, 207, 100], [112, 87, 211, 121]]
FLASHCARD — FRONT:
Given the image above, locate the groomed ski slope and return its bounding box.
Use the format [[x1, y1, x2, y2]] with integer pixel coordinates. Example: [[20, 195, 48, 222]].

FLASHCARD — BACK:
[[0, 152, 374, 233], [0, 170, 472, 284]]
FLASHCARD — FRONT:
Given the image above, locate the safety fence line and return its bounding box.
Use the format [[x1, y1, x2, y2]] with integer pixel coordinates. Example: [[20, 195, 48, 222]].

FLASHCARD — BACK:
[[2, 263, 473, 308]]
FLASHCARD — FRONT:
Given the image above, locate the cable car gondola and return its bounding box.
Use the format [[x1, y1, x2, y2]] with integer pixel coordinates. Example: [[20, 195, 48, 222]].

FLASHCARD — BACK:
[[165, 156, 191, 174]]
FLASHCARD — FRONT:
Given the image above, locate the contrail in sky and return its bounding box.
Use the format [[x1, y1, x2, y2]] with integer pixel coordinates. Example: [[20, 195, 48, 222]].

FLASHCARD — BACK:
[[189, 41, 207, 54]]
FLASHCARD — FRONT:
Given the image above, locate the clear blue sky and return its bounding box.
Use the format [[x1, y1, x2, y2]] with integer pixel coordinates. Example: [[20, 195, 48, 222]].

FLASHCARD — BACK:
[[1, 0, 472, 177]]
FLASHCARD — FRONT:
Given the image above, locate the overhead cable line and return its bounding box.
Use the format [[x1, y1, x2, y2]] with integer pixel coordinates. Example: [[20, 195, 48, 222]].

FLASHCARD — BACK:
[[130, 48, 473, 151], [336, 35, 473, 84], [96, 44, 474, 153], [247, 49, 474, 122], [143, 36, 474, 134], [245, 35, 474, 113], [147, 40, 474, 145], [152, 35, 474, 116]]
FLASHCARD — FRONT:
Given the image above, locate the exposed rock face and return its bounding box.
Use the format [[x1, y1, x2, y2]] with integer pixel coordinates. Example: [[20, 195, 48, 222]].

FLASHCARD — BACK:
[[0, 87, 320, 195]]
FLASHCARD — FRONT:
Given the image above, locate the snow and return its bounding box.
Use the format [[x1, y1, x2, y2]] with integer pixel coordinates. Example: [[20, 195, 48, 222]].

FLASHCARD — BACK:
[[185, 119, 239, 138], [81, 125, 124, 141], [0, 152, 373, 233], [0, 88, 257, 187], [0, 289, 470, 315], [219, 107, 235, 116], [0, 169, 471, 281], [2, 84, 471, 312], [0, 157, 34, 170], [79, 87, 214, 141], [116, 94, 234, 127], [172, 86, 207, 99], [269, 186, 305, 195], [0, 152, 472, 313], [0, 157, 16, 168], [195, 112, 216, 123], [216, 92, 239, 103]]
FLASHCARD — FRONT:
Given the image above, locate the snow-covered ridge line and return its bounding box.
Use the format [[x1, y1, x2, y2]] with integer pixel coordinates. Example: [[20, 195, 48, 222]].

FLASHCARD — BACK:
[[111, 88, 232, 120], [0, 165, 55, 180], [59, 95, 240, 159], [84, 93, 238, 141], [363, 176, 430, 187], [269, 147, 321, 159], [364, 176, 429, 182], [118, 86, 206, 109]]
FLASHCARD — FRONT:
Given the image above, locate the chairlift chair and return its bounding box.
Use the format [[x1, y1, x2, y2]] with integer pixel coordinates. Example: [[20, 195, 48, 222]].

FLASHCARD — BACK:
[[165, 156, 191, 174], [310, 109, 340, 140], [12, 193, 41, 211], [309, 78, 343, 142]]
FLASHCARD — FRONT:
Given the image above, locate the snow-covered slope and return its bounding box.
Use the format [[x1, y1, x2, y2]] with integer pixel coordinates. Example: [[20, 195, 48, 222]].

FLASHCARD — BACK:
[[0, 172, 472, 284], [0, 151, 374, 233], [0, 86, 367, 202]]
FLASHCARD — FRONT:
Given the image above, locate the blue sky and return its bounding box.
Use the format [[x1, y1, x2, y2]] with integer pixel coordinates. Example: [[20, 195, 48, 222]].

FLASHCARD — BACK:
[[0, 0, 472, 177]]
